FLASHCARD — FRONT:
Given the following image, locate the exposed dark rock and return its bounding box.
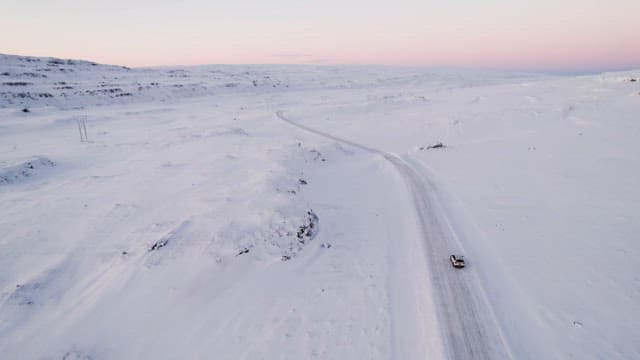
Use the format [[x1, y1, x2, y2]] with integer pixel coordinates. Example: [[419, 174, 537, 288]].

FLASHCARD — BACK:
[[420, 142, 446, 150], [149, 238, 169, 251]]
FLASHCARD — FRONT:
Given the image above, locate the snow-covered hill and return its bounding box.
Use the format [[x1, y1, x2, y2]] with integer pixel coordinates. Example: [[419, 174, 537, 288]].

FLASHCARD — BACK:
[[1, 53, 638, 359], [1, 53, 539, 109]]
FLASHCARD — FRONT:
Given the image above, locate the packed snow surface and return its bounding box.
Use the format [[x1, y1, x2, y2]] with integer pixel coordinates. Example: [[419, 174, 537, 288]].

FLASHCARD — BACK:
[[1, 54, 639, 359]]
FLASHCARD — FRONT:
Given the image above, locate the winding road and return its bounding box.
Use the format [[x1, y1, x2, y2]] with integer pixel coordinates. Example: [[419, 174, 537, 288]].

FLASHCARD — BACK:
[[276, 111, 513, 360]]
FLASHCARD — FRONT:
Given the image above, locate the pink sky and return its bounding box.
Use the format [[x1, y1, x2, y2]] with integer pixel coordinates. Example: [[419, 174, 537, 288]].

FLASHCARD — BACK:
[[2, 0, 639, 72]]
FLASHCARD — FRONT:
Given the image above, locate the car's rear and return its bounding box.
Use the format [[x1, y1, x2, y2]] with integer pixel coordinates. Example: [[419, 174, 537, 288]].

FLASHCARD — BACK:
[[450, 254, 465, 268]]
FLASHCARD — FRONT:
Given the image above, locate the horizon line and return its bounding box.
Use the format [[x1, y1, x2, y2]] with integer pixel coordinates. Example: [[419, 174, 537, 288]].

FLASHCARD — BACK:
[[2, 51, 639, 76]]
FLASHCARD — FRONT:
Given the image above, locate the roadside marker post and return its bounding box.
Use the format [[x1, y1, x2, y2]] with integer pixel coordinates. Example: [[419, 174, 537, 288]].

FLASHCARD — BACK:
[[77, 116, 88, 142]]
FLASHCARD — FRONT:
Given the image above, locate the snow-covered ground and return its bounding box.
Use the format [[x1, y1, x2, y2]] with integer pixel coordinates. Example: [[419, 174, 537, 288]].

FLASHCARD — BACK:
[[1, 54, 639, 359]]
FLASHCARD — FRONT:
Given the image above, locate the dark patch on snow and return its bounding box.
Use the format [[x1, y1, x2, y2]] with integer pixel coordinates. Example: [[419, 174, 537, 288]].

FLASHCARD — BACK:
[[572, 320, 583, 328], [47, 58, 66, 66], [7, 92, 54, 99], [84, 88, 123, 95], [419, 142, 446, 150], [309, 149, 326, 162], [281, 210, 320, 260], [148, 220, 190, 253], [262, 209, 324, 261], [20, 72, 47, 78], [10, 284, 36, 305], [296, 210, 319, 243], [62, 349, 94, 360], [149, 237, 169, 251]]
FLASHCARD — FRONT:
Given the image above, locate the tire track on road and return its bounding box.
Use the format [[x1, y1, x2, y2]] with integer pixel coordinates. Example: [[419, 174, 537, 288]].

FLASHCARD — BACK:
[[276, 111, 512, 359]]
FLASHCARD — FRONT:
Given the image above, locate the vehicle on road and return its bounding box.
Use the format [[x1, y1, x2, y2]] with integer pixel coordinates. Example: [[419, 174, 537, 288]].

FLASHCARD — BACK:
[[450, 255, 465, 268]]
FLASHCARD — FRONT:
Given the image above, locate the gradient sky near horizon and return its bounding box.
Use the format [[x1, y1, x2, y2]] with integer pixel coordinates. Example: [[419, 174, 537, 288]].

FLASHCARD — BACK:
[[2, 0, 639, 72]]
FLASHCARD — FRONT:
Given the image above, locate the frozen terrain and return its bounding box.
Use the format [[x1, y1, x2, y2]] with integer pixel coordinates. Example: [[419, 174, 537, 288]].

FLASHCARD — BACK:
[[1, 53, 639, 359]]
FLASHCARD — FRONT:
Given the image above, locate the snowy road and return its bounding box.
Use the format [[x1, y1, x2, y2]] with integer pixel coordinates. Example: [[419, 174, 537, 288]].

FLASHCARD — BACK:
[[276, 111, 513, 360]]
